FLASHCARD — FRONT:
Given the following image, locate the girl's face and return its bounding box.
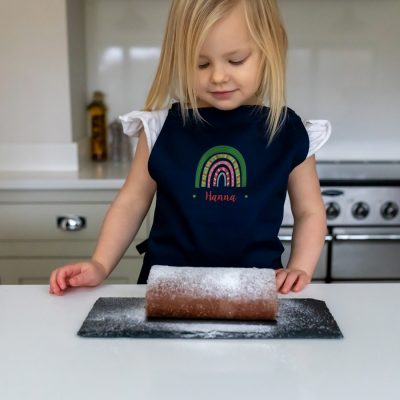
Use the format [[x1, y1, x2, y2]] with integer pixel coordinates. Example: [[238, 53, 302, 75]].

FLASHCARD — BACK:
[[194, 2, 262, 110]]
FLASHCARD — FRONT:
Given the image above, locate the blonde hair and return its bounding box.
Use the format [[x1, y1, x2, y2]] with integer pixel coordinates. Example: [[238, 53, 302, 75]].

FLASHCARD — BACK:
[[144, 0, 288, 143]]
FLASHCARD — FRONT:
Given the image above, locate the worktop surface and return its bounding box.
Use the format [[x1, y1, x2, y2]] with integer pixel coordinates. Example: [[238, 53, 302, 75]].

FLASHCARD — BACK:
[[0, 283, 398, 400], [4, 161, 399, 190], [0, 161, 130, 190]]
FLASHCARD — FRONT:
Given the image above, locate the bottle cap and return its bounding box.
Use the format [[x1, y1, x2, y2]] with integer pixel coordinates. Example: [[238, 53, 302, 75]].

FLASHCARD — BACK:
[[93, 91, 104, 101]]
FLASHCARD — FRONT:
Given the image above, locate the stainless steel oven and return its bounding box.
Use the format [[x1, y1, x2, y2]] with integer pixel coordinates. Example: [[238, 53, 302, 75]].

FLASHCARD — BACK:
[[280, 162, 400, 282], [331, 226, 400, 280]]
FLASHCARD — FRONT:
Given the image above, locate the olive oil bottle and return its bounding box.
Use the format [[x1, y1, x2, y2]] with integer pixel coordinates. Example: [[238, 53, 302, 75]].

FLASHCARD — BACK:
[[87, 91, 108, 161]]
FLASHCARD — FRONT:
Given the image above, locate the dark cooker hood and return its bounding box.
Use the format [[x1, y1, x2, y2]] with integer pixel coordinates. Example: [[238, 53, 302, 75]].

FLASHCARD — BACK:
[[316, 160, 400, 186]]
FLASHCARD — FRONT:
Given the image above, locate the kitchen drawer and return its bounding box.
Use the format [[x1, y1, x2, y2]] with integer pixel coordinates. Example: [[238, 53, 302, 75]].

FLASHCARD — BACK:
[[0, 257, 143, 285], [0, 203, 148, 240]]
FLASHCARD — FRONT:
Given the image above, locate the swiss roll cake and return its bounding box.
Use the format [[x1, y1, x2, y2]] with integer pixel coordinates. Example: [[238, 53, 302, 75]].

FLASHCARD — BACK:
[[145, 265, 278, 320]]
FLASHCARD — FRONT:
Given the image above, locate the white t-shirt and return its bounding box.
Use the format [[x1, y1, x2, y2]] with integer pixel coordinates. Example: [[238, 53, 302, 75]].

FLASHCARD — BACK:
[[119, 107, 331, 157]]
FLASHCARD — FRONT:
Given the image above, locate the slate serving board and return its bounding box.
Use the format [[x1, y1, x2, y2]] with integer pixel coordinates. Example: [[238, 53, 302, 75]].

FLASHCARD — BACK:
[[77, 297, 343, 339]]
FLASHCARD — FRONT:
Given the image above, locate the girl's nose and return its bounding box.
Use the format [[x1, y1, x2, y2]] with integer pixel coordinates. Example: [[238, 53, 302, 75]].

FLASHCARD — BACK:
[[210, 65, 229, 84]]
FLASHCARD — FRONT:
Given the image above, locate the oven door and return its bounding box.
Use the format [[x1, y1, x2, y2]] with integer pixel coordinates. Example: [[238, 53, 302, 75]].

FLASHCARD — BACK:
[[331, 227, 400, 280], [279, 227, 330, 280]]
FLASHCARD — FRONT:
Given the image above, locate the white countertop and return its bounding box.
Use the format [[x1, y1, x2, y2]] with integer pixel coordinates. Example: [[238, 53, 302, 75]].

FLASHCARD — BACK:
[[0, 283, 399, 400], [0, 161, 131, 190]]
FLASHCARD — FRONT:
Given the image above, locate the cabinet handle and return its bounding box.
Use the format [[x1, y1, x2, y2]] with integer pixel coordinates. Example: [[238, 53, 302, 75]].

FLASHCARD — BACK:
[[57, 216, 86, 232]]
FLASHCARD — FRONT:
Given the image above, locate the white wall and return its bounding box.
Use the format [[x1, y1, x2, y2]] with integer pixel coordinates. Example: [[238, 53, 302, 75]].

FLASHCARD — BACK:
[[66, 0, 87, 144], [0, 0, 71, 144], [86, 0, 400, 161], [0, 0, 80, 170], [85, 0, 168, 117], [282, 0, 400, 160], [1, 0, 399, 169]]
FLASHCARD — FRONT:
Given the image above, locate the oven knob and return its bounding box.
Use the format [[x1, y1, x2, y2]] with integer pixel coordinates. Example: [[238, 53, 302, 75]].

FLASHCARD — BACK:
[[381, 201, 399, 220], [352, 202, 370, 219], [326, 202, 340, 220]]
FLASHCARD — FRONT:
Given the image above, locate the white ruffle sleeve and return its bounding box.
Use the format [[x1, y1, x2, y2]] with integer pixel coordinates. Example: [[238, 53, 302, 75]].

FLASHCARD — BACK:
[[118, 109, 169, 152], [119, 109, 332, 157], [304, 119, 332, 158]]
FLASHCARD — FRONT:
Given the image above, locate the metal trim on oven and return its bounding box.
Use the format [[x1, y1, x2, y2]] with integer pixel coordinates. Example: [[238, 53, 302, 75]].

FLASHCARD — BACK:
[[335, 234, 400, 241], [279, 234, 333, 242]]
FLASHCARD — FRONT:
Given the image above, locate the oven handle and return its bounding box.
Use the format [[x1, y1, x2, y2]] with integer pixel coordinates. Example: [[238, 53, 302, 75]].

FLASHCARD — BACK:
[[279, 235, 333, 242], [334, 234, 400, 241]]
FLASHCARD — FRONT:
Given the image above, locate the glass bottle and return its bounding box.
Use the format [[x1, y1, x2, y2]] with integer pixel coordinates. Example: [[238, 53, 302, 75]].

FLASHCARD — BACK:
[[109, 119, 122, 163], [87, 91, 107, 161], [109, 119, 133, 163]]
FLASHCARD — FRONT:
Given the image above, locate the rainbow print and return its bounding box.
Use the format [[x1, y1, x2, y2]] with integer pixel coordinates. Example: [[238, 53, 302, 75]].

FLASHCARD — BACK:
[[195, 145, 247, 188]]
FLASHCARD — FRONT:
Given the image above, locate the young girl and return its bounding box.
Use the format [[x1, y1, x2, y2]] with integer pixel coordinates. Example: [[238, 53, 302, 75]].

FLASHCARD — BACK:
[[49, 0, 331, 296]]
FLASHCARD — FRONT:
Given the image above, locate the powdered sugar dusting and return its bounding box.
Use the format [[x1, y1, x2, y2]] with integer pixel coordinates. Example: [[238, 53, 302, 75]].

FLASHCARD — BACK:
[[147, 265, 276, 300], [145, 265, 278, 320]]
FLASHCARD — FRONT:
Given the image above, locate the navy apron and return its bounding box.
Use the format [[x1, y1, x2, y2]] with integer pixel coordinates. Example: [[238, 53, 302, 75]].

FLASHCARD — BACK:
[[136, 102, 309, 284]]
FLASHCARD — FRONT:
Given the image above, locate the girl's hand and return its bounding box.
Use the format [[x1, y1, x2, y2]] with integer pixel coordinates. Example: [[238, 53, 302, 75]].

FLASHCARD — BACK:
[[49, 260, 108, 296], [275, 267, 311, 294]]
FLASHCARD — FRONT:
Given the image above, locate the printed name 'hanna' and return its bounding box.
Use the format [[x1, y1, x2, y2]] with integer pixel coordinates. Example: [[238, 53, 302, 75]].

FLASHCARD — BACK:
[[205, 190, 237, 203]]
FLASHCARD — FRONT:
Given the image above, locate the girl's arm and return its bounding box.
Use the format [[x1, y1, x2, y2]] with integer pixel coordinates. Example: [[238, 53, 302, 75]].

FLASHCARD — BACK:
[[49, 128, 156, 294], [91, 127, 157, 275], [276, 155, 327, 294]]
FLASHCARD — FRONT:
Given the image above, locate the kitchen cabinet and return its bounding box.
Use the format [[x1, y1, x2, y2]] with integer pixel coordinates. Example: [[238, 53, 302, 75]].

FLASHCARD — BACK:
[[0, 163, 154, 284]]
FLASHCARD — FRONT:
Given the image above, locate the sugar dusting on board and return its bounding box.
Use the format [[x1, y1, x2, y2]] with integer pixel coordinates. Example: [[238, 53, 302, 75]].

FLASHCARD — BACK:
[[77, 297, 344, 339], [145, 265, 278, 320]]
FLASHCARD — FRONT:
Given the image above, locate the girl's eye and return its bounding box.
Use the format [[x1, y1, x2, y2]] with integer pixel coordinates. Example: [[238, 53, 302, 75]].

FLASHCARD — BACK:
[[230, 59, 246, 65], [198, 59, 246, 69]]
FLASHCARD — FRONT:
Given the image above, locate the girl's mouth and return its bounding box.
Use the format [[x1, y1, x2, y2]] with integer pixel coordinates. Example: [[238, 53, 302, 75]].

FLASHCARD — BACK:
[[211, 89, 237, 99]]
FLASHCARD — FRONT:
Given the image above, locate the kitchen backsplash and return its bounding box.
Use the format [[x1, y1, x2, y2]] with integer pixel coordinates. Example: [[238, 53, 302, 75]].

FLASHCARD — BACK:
[[85, 0, 400, 161]]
